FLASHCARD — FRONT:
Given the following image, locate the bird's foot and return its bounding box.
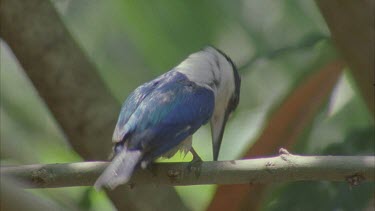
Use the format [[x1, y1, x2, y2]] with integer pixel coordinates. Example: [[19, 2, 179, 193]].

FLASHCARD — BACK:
[[188, 148, 203, 177]]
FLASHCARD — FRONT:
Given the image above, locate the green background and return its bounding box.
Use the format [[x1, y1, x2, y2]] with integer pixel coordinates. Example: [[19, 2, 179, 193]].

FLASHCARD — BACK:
[[1, 1, 373, 210]]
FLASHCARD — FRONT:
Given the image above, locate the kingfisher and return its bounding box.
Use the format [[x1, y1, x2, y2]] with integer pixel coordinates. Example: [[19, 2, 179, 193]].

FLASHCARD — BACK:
[[95, 46, 241, 190]]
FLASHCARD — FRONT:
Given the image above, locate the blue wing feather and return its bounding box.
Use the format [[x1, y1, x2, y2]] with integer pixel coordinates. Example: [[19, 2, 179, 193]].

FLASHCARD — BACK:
[[113, 89, 149, 142], [113, 74, 164, 142], [113, 71, 214, 162]]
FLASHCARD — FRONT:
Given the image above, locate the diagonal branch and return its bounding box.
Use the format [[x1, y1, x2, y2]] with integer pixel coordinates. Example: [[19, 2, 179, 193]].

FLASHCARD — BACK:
[[0, 0, 187, 210], [316, 0, 375, 115], [2, 154, 374, 188], [0, 0, 118, 160]]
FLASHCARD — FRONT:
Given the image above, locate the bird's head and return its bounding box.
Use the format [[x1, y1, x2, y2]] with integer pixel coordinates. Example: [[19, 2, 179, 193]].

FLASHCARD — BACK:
[[176, 46, 241, 160]]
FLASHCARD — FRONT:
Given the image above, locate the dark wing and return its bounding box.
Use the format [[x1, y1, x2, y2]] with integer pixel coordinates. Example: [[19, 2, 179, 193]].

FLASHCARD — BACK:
[[119, 78, 214, 161], [112, 78, 161, 142]]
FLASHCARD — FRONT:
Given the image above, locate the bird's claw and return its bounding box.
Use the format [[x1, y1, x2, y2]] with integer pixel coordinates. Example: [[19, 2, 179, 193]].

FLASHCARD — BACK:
[[188, 148, 203, 177]]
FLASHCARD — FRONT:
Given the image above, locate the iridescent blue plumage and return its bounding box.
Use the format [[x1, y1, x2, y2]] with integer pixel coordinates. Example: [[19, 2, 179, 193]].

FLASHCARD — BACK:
[[95, 47, 240, 190], [114, 71, 214, 162], [94, 71, 215, 189]]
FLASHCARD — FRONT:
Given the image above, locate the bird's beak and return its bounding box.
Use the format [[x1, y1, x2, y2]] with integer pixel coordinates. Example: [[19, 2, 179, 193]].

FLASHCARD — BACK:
[[210, 110, 230, 161]]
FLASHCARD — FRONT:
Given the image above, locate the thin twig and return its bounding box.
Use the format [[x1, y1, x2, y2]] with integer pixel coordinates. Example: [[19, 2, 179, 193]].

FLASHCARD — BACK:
[[238, 34, 330, 72]]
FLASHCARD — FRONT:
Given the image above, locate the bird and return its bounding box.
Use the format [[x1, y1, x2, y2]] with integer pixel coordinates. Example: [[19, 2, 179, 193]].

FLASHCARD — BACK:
[[94, 46, 241, 190]]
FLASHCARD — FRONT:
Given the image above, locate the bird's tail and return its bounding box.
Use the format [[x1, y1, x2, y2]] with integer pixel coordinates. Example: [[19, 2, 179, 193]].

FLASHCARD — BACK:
[[94, 147, 142, 190]]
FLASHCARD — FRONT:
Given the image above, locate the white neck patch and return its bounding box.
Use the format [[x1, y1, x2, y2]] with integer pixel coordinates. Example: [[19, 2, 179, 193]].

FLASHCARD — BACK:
[[176, 47, 235, 102]]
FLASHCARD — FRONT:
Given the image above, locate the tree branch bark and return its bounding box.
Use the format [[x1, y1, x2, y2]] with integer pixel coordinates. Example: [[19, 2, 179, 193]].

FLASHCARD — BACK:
[[0, 0, 187, 210], [315, 0, 375, 115], [0, 0, 118, 160], [2, 154, 374, 188]]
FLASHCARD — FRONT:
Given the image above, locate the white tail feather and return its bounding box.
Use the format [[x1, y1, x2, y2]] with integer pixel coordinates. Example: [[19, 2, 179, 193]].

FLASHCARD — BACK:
[[94, 149, 142, 190]]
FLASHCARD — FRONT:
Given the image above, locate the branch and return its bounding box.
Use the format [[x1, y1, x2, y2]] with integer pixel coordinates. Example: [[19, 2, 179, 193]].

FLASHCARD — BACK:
[[0, 1, 187, 210], [209, 61, 344, 211], [316, 0, 375, 115], [0, 0, 118, 160], [2, 154, 374, 188], [238, 34, 330, 72]]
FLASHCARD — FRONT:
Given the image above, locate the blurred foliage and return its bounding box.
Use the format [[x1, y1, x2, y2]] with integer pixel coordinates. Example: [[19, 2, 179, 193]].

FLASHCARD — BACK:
[[263, 127, 375, 211], [1, 0, 373, 211]]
